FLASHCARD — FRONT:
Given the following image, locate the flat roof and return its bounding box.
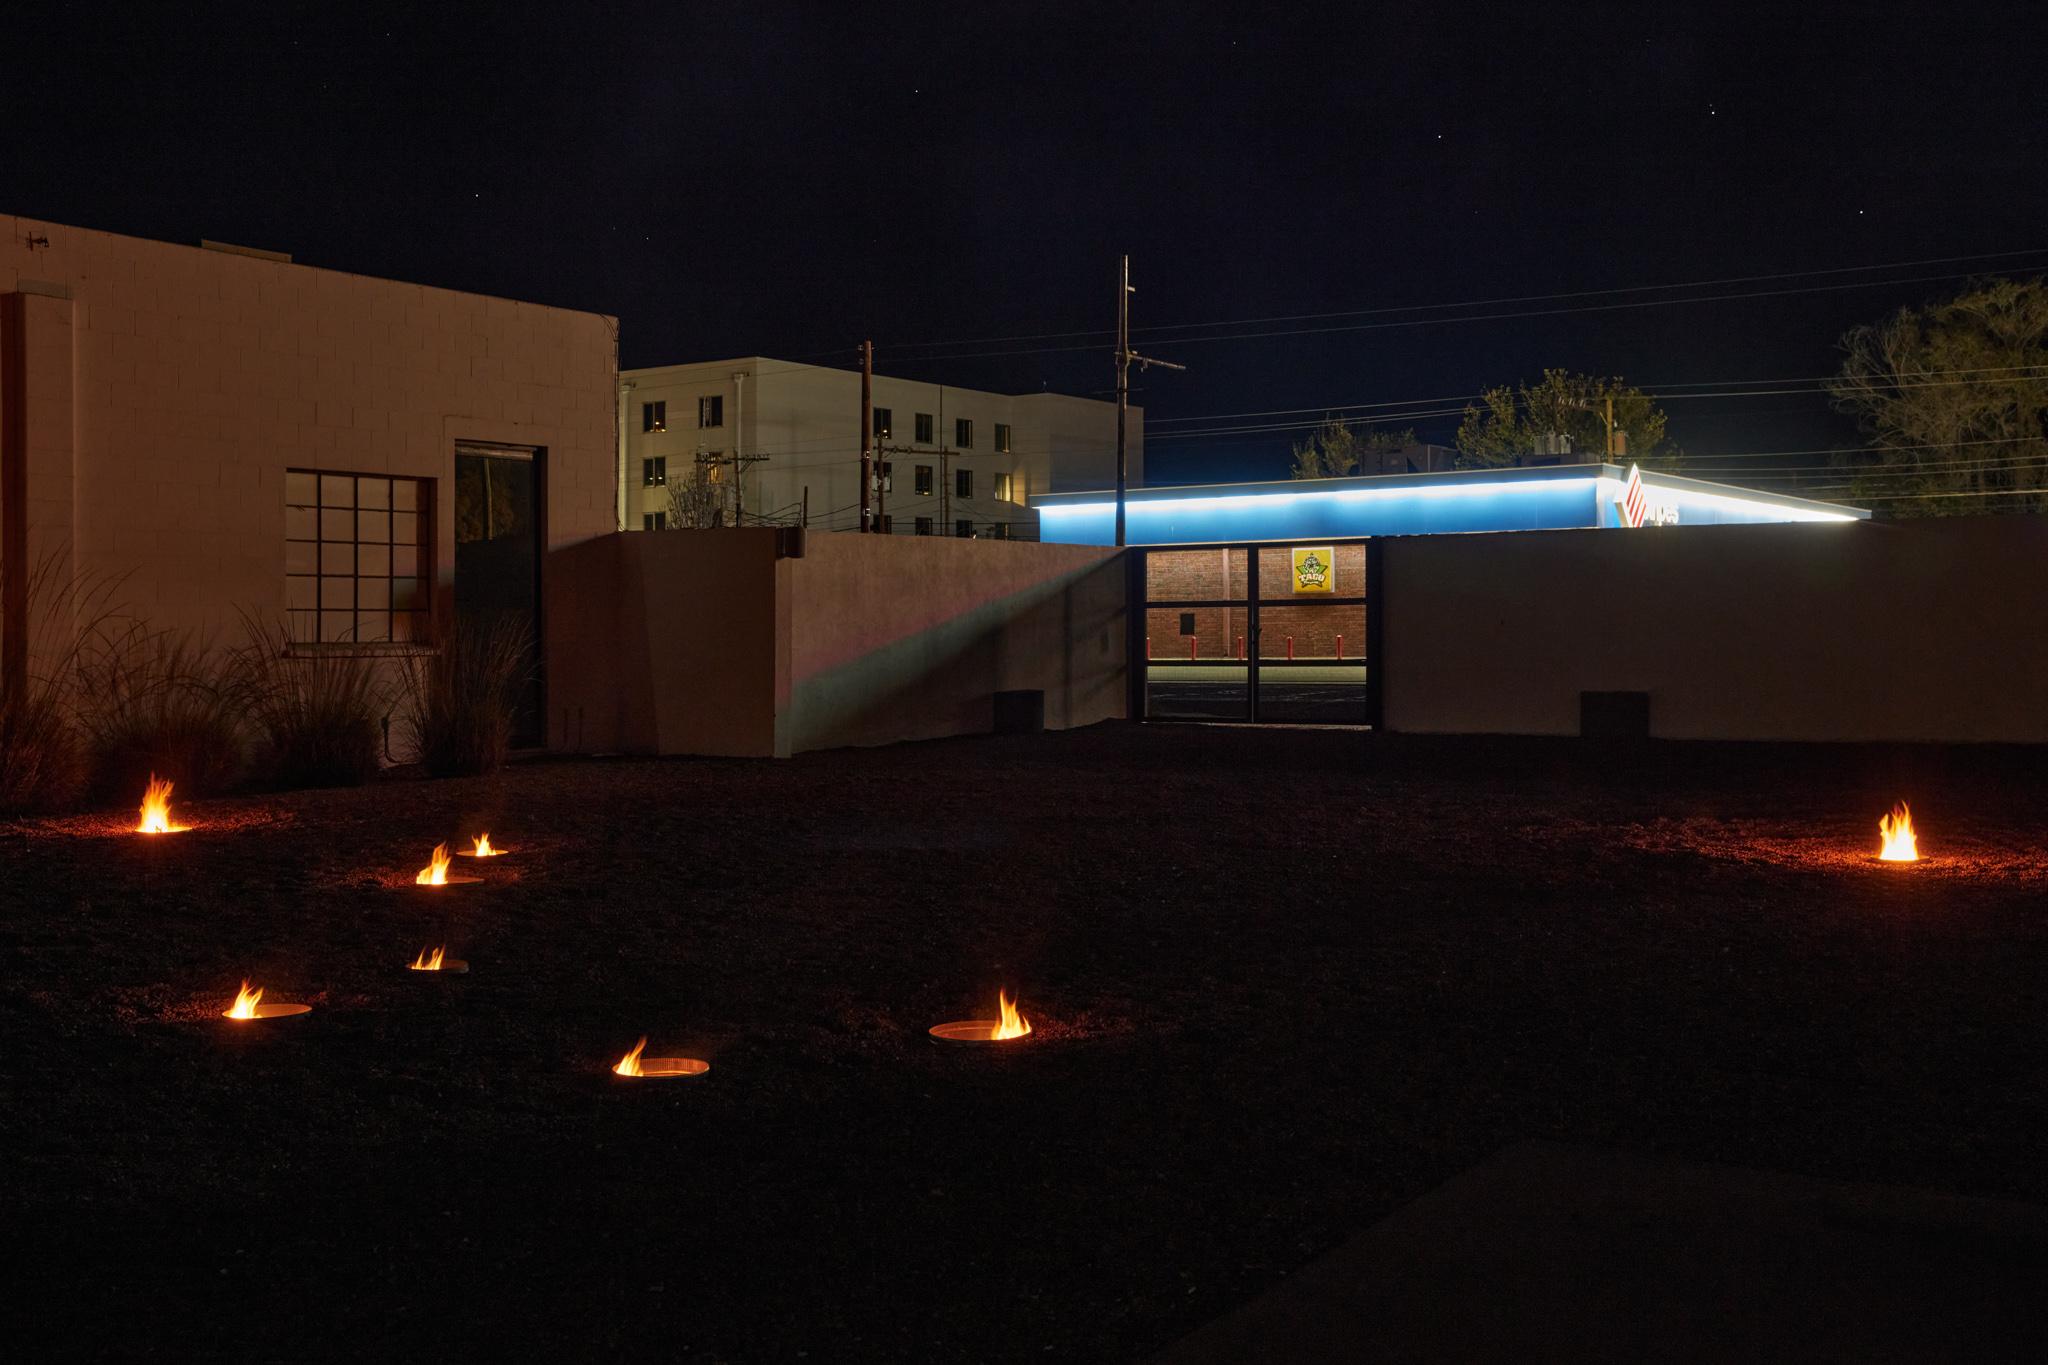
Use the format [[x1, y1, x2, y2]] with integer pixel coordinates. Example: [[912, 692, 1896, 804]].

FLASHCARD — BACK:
[[1030, 462, 1867, 546]]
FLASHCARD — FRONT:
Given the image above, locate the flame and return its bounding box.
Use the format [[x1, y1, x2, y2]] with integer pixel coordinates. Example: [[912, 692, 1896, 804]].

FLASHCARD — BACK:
[[137, 773, 185, 833], [225, 981, 263, 1019], [991, 990, 1032, 1041], [613, 1037, 649, 1077], [1878, 802, 1919, 862], [416, 843, 452, 885], [471, 833, 500, 857], [409, 946, 447, 972]]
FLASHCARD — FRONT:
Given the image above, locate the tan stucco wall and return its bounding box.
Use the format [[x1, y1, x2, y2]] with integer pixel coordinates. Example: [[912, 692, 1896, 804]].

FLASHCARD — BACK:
[[546, 530, 1127, 757], [783, 533, 1126, 753], [1382, 517, 2048, 742], [1, 214, 618, 688]]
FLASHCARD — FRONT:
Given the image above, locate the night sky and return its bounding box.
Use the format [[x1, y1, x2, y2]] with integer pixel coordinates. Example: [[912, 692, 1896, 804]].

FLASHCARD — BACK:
[[6, 3, 2045, 485]]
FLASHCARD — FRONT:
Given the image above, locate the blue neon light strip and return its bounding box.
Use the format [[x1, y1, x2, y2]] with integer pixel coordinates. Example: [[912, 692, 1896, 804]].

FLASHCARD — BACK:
[[1038, 478, 1603, 545], [1037, 470, 1860, 546]]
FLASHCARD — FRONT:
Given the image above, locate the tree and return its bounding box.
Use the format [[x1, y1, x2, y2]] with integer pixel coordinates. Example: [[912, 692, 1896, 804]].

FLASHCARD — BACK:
[[1453, 370, 1676, 469], [1826, 277, 2048, 516], [1289, 418, 1417, 479]]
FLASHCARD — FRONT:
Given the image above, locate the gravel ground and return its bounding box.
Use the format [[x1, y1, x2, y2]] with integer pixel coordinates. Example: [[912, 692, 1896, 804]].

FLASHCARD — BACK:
[[5, 724, 2046, 1362]]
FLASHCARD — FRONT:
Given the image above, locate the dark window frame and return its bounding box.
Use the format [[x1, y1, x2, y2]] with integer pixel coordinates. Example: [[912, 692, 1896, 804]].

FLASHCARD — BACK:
[[642, 401, 666, 433], [873, 406, 892, 438], [994, 422, 1011, 454], [914, 516, 933, 535], [285, 468, 433, 649], [914, 412, 934, 444], [698, 394, 724, 428], [915, 464, 934, 495], [956, 467, 973, 499], [642, 456, 666, 487], [955, 417, 974, 449]]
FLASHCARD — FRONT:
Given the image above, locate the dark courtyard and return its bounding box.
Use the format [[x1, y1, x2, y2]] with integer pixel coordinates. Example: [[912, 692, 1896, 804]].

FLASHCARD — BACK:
[[6, 724, 2047, 1360]]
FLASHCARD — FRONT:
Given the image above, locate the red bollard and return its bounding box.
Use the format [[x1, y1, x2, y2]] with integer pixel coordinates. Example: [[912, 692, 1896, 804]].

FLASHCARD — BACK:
[[1336, 634, 1344, 661], [1286, 635, 1294, 661], [1189, 636, 1198, 662]]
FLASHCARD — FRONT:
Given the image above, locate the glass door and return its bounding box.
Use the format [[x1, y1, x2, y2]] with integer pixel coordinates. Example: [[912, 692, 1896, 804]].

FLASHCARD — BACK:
[[1142, 547, 1250, 720], [453, 444, 544, 747], [1250, 543, 1369, 724]]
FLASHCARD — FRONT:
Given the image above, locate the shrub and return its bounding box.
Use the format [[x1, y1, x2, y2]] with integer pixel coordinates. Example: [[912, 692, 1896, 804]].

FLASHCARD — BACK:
[[0, 558, 119, 815], [230, 613, 390, 789], [0, 680, 86, 815], [398, 615, 532, 777], [73, 625, 245, 801]]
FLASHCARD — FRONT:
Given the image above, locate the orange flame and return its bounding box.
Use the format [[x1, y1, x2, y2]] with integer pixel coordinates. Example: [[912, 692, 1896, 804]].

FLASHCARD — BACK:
[[613, 1037, 649, 1077], [471, 833, 500, 857], [137, 773, 186, 833], [225, 981, 263, 1019], [409, 946, 447, 972], [992, 990, 1032, 1041], [416, 843, 452, 885], [1879, 802, 1919, 862]]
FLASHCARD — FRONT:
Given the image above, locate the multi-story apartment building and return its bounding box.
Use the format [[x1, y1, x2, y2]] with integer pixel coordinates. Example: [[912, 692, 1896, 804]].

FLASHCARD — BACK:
[[617, 357, 1140, 539]]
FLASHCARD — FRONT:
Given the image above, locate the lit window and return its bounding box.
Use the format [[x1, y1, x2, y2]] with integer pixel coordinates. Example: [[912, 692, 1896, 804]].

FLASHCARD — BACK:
[[915, 464, 934, 495], [914, 516, 933, 535], [642, 457, 666, 487], [994, 422, 1011, 453], [992, 472, 1013, 502], [956, 468, 973, 498], [698, 394, 724, 428], [915, 413, 934, 444], [706, 453, 724, 484], [285, 470, 430, 645], [873, 407, 892, 438], [955, 418, 973, 448], [642, 401, 665, 433]]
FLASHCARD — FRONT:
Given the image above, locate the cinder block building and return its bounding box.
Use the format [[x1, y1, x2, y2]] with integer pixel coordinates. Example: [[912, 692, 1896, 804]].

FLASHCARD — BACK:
[[1, 214, 618, 745], [617, 356, 1139, 540]]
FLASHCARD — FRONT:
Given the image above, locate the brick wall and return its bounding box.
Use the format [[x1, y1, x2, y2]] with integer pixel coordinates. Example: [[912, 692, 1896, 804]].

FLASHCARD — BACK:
[[1142, 543, 1367, 660]]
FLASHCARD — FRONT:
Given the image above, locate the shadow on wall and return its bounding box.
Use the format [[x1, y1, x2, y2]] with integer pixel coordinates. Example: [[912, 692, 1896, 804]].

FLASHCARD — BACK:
[[543, 530, 1127, 758], [785, 563, 1125, 753]]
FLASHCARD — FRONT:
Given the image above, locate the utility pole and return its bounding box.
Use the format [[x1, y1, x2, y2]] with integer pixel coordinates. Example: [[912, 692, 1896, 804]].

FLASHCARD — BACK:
[[1604, 392, 1615, 459], [859, 340, 874, 533], [1114, 253, 1185, 547], [697, 449, 768, 523]]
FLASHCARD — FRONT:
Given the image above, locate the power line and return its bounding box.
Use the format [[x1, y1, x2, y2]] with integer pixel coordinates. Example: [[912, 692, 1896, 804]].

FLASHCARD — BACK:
[[871, 246, 2048, 356]]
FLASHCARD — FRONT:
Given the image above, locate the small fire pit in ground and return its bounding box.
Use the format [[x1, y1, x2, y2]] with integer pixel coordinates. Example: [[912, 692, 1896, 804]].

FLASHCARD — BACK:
[[408, 946, 468, 974], [223, 981, 310, 1021], [930, 990, 1033, 1043], [456, 833, 508, 859], [1878, 801, 1920, 863], [414, 843, 481, 886], [612, 1037, 709, 1079], [137, 774, 190, 834]]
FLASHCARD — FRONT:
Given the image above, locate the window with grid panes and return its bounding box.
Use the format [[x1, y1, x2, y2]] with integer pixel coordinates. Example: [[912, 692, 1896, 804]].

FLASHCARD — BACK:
[[285, 470, 429, 644]]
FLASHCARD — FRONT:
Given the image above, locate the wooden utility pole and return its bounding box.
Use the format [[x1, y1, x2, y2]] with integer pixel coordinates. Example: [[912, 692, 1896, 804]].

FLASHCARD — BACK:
[[859, 340, 874, 532], [1114, 254, 1185, 547]]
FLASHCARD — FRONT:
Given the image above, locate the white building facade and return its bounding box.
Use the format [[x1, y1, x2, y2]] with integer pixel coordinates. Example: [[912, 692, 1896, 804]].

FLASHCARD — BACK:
[[617, 357, 1140, 540]]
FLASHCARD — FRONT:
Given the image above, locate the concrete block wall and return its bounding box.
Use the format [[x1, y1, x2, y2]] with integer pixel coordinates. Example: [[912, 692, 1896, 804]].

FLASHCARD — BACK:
[[1, 214, 617, 690]]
